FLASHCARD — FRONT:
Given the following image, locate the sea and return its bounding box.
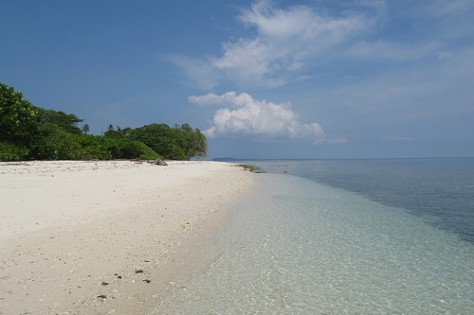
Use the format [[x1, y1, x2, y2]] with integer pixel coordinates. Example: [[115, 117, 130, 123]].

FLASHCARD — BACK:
[[152, 158, 474, 314]]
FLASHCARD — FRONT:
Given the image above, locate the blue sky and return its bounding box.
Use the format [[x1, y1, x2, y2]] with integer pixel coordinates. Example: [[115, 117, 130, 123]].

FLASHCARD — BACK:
[[2, 0, 473, 159]]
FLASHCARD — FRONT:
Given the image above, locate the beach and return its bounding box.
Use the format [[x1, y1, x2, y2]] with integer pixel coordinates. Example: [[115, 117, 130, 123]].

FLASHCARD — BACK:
[[0, 160, 254, 315]]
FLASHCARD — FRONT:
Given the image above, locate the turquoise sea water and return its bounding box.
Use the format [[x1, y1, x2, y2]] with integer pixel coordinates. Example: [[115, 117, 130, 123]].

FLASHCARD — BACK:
[[153, 158, 474, 314], [255, 158, 474, 244]]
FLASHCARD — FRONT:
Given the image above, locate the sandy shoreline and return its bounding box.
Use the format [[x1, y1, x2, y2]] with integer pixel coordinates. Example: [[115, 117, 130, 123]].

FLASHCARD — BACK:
[[0, 160, 254, 314]]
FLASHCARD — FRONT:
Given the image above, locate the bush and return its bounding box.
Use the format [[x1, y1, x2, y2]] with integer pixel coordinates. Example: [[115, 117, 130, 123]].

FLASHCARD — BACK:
[[32, 124, 82, 160], [32, 126, 114, 160], [72, 134, 114, 160], [128, 123, 206, 160], [136, 143, 161, 160], [0, 141, 30, 161], [111, 138, 161, 160], [32, 125, 161, 161]]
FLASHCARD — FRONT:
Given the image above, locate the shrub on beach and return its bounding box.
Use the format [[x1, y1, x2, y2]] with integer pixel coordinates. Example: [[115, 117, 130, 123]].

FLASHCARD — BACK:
[[126, 123, 207, 160], [0, 141, 30, 161], [31, 124, 82, 160], [108, 137, 161, 160], [30, 128, 161, 161], [71, 134, 114, 160]]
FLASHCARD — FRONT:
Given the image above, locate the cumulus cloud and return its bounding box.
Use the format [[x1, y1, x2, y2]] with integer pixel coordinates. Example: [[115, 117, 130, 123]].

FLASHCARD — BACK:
[[187, 91, 254, 107], [188, 92, 325, 141]]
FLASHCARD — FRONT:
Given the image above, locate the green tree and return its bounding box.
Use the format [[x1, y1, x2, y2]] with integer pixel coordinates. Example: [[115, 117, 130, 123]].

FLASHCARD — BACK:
[[0, 83, 39, 145], [104, 126, 132, 138], [109, 138, 160, 160], [0, 83, 206, 161], [130, 123, 176, 158], [38, 108, 83, 134], [71, 134, 114, 160], [129, 123, 207, 160], [175, 123, 207, 159], [82, 124, 90, 134], [191, 129, 208, 159], [32, 124, 82, 160]]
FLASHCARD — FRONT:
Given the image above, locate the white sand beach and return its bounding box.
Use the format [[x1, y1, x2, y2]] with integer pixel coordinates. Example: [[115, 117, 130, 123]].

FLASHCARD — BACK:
[[0, 160, 254, 315]]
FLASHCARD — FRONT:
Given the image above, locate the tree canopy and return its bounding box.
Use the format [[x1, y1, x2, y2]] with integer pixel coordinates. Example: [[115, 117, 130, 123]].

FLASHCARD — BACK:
[[38, 108, 83, 134], [105, 123, 207, 160], [0, 83, 39, 145], [0, 83, 208, 161]]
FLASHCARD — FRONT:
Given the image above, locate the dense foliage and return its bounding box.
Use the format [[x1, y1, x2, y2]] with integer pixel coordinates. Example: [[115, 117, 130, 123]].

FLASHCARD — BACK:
[[38, 108, 83, 134], [106, 123, 207, 160], [0, 83, 207, 161], [0, 83, 39, 146]]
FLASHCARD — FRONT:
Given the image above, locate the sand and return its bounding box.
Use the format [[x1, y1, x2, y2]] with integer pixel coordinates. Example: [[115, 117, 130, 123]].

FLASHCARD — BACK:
[[0, 160, 254, 315]]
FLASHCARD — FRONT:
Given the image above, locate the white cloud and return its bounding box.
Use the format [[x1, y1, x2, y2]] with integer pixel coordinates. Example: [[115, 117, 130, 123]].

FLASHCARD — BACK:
[[188, 92, 326, 141], [187, 91, 254, 107], [171, 0, 474, 90], [211, 0, 371, 87], [173, 0, 373, 88]]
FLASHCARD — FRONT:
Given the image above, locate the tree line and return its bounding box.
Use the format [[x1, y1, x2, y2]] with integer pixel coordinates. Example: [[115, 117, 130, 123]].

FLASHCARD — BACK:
[[0, 83, 207, 161]]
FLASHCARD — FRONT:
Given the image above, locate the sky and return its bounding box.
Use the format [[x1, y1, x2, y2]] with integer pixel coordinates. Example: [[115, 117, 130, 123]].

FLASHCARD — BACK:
[[1, 0, 474, 159]]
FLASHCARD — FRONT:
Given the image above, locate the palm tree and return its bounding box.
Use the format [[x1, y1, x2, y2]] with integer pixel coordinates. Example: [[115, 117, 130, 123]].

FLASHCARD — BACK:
[[82, 124, 90, 134]]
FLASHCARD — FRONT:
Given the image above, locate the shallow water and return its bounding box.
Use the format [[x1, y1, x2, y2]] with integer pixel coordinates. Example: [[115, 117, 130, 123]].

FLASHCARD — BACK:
[[254, 158, 474, 244], [152, 173, 474, 314]]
